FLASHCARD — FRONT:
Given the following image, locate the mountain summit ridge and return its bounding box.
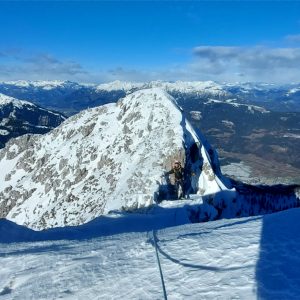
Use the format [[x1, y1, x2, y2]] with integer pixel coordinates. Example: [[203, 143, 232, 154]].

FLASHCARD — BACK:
[[0, 88, 230, 229]]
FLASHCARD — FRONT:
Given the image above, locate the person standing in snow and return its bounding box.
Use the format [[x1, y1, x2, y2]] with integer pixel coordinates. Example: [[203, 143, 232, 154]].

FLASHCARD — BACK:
[[164, 161, 186, 199]]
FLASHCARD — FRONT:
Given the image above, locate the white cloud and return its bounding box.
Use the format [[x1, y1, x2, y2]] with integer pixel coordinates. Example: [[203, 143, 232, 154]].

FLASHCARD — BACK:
[[285, 34, 300, 43], [189, 46, 300, 83], [0, 51, 87, 82], [1, 46, 300, 84], [93, 46, 300, 83]]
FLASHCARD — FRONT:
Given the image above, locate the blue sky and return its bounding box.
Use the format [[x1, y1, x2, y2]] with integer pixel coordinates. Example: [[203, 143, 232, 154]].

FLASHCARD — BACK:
[[1, 1, 300, 83]]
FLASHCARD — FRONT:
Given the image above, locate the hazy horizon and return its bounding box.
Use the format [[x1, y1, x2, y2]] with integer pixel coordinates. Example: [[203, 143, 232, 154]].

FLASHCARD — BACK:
[[1, 1, 300, 83]]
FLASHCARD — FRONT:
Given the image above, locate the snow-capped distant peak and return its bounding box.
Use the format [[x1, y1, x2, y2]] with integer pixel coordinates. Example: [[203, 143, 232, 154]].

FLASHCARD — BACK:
[[0, 80, 83, 90], [96, 80, 144, 92], [96, 80, 227, 97], [204, 98, 270, 113], [287, 87, 300, 96], [0, 93, 35, 108]]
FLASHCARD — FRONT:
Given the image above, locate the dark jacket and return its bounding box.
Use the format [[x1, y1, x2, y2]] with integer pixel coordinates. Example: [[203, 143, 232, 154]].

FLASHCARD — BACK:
[[165, 167, 184, 181]]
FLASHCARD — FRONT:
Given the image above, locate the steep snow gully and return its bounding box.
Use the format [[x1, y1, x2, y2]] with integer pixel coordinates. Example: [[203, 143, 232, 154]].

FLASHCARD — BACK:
[[0, 87, 300, 299]]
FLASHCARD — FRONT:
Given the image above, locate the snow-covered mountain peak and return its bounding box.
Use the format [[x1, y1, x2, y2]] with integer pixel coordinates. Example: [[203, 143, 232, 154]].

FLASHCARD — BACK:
[[119, 87, 180, 113], [0, 80, 83, 90], [0, 87, 230, 229], [96, 80, 143, 92], [0, 93, 34, 108], [96, 80, 227, 97], [157, 80, 225, 94]]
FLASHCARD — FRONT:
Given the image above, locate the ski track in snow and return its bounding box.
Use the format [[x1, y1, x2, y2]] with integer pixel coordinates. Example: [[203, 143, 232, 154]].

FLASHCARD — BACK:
[[1, 208, 300, 299]]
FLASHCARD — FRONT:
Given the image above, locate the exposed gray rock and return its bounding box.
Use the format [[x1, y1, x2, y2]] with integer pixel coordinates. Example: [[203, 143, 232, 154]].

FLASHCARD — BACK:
[[0, 88, 230, 230]]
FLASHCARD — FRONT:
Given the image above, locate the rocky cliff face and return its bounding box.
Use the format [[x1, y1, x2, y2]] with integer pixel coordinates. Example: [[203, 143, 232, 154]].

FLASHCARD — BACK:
[[0, 88, 230, 230], [0, 93, 66, 148]]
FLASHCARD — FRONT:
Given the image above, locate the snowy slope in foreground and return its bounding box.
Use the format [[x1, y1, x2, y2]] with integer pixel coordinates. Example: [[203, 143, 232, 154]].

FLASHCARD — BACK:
[[0, 88, 229, 229], [1, 208, 300, 299]]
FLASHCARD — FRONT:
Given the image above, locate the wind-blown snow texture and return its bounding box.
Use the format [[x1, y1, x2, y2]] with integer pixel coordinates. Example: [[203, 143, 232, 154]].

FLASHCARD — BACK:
[[1, 208, 300, 299], [0, 88, 230, 229]]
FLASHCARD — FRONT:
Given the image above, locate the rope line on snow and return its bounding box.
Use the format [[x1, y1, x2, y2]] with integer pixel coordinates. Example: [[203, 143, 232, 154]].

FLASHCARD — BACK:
[[152, 230, 168, 300]]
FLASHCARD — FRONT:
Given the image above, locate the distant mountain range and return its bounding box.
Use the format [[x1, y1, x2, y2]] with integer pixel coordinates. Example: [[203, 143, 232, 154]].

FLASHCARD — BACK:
[[1, 80, 300, 114], [0, 80, 299, 184]]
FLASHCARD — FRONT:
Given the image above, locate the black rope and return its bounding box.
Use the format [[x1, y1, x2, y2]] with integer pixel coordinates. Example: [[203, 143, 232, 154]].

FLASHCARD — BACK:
[[152, 230, 168, 300]]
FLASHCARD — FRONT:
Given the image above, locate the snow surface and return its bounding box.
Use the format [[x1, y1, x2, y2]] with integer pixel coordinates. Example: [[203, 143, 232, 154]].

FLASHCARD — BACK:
[[96, 80, 227, 97], [96, 80, 144, 92], [0, 92, 65, 121], [286, 87, 300, 95], [0, 129, 9, 136], [223, 82, 277, 92], [221, 162, 252, 182], [1, 208, 300, 299], [221, 120, 235, 128], [0, 93, 35, 108], [0, 80, 76, 90], [3, 80, 300, 101], [283, 133, 300, 139], [1, 79, 227, 97], [204, 98, 270, 113]]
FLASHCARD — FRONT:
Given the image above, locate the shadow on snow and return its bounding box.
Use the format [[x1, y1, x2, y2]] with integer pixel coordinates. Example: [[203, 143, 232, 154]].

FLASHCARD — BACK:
[[152, 230, 255, 272], [255, 208, 300, 299], [0, 204, 195, 244], [1, 181, 300, 299]]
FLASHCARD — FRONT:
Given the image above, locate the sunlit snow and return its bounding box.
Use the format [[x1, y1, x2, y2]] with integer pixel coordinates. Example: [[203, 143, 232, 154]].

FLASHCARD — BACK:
[[1, 208, 300, 299]]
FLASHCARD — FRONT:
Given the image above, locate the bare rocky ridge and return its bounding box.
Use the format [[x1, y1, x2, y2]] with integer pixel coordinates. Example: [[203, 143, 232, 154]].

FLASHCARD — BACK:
[[0, 88, 229, 230]]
